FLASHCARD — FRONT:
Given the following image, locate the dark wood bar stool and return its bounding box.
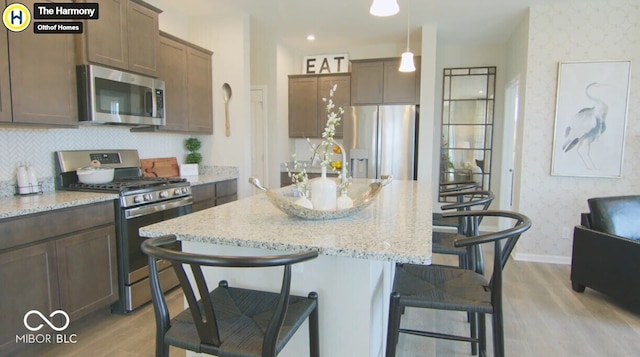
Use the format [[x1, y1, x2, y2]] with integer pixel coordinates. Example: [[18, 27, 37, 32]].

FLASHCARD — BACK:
[[141, 235, 320, 357], [386, 210, 532, 357]]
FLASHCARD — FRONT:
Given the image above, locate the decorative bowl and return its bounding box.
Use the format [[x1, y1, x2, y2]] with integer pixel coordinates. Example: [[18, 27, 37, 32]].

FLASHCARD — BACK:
[[249, 176, 392, 220]]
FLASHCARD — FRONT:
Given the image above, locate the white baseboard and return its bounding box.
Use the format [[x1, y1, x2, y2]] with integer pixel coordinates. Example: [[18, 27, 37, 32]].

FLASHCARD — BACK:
[[513, 253, 571, 265]]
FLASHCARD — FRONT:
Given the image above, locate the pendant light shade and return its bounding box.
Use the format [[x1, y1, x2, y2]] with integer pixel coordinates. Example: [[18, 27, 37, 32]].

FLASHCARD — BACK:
[[398, 0, 415, 72], [370, 0, 399, 17], [399, 51, 416, 72]]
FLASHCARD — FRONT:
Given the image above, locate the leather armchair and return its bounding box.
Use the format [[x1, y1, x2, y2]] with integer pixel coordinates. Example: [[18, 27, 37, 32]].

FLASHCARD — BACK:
[[571, 195, 640, 312]]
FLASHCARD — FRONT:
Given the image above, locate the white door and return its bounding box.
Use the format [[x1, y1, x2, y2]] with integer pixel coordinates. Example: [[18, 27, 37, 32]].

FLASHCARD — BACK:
[[250, 86, 268, 194]]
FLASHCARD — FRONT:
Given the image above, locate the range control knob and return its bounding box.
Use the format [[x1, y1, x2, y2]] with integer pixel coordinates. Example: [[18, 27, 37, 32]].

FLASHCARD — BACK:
[[174, 188, 182, 195], [143, 193, 153, 201], [182, 187, 189, 194], [159, 190, 169, 199], [133, 195, 144, 203]]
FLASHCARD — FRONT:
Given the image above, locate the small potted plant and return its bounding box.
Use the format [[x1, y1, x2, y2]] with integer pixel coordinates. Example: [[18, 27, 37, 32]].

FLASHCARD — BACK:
[[181, 137, 202, 176]]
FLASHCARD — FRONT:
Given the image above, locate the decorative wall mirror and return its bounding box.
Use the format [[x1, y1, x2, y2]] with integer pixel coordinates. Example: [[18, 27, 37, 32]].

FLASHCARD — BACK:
[[439, 66, 495, 201]]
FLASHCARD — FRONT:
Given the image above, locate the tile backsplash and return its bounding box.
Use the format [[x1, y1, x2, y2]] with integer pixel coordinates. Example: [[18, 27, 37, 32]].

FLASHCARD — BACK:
[[0, 125, 206, 185]]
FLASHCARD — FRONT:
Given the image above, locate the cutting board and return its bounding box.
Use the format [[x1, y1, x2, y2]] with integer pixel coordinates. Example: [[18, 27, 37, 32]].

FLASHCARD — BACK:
[[140, 157, 180, 178]]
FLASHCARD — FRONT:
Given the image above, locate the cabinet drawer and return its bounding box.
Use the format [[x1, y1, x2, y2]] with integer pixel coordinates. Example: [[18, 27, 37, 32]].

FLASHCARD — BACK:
[[0, 201, 115, 251], [191, 183, 215, 203]]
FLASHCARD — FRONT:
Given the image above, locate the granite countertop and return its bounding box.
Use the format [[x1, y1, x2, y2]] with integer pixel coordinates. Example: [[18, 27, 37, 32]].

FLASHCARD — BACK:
[[0, 167, 240, 220], [140, 179, 433, 264], [0, 191, 118, 220]]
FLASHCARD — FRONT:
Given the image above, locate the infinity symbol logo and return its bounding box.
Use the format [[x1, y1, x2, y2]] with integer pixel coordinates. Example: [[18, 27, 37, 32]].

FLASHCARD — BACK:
[[23, 310, 70, 332]]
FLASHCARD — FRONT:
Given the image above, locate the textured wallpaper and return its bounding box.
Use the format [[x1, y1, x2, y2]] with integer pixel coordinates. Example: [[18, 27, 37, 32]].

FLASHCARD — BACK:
[[0, 126, 206, 183], [515, 0, 639, 261]]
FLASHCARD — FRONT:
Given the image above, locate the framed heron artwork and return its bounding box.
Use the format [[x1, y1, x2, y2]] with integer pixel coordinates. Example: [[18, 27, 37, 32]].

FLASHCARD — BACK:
[[551, 60, 631, 178]]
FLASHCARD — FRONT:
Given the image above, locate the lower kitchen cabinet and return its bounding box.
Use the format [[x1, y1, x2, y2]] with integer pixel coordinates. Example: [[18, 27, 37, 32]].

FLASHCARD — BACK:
[[0, 201, 117, 355], [56, 225, 118, 321], [280, 170, 339, 187], [191, 179, 238, 212]]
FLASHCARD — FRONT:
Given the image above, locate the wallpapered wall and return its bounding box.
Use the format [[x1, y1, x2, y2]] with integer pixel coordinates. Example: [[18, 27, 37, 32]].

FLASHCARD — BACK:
[[514, 0, 639, 262], [0, 126, 206, 183]]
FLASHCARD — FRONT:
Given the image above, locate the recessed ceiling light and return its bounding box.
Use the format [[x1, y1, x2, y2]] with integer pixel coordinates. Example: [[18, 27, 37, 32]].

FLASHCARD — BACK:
[[307, 34, 315, 41]]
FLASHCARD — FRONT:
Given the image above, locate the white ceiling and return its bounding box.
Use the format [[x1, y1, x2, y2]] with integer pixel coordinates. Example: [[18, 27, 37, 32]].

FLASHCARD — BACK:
[[193, 0, 579, 51]]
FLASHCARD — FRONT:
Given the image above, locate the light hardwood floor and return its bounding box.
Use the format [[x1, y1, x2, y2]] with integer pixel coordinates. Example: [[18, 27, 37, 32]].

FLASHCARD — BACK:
[[29, 256, 640, 356]]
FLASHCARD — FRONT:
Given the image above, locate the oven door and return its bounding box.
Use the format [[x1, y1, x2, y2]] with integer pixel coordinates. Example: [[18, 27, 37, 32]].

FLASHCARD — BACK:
[[122, 197, 192, 311]]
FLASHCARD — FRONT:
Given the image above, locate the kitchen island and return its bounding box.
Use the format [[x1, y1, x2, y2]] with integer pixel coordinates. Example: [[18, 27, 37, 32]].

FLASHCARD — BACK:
[[140, 179, 433, 357]]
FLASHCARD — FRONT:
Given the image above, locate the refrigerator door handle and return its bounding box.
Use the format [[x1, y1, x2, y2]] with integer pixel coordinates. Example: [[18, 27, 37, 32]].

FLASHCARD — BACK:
[[375, 109, 382, 179]]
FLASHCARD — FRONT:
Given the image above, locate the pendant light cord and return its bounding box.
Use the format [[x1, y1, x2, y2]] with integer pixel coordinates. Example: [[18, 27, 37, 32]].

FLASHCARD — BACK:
[[405, 0, 411, 51]]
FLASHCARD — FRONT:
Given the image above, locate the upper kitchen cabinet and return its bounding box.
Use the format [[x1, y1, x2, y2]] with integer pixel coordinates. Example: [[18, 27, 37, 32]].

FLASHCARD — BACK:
[[2, 0, 77, 126], [0, 27, 11, 123], [78, 0, 161, 77], [351, 58, 420, 105], [288, 73, 350, 138], [157, 32, 213, 133]]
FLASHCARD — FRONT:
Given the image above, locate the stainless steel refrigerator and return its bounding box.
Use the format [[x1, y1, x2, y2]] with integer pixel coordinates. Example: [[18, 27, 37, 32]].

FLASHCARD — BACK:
[[342, 105, 418, 180]]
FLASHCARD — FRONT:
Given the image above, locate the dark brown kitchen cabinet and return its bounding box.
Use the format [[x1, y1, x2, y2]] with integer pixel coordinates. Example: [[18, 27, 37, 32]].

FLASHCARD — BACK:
[[289, 76, 318, 138], [191, 179, 238, 212], [2, 0, 77, 126], [0, 242, 59, 355], [350, 61, 384, 105], [186, 46, 214, 133], [56, 226, 118, 321], [280, 170, 339, 187], [351, 58, 420, 105], [79, 0, 161, 77], [0, 201, 117, 355], [288, 73, 350, 138], [157, 32, 213, 133], [0, 26, 10, 123]]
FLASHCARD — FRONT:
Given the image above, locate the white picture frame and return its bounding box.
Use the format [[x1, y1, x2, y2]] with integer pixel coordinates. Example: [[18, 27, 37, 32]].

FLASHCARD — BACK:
[[551, 60, 631, 178]]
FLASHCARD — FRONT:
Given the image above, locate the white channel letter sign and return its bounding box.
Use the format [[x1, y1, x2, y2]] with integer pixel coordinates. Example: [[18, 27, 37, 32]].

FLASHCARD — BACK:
[[303, 54, 349, 74]]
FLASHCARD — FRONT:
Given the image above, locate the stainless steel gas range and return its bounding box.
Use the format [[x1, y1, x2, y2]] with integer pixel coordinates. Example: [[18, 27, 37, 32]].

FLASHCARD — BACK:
[[55, 149, 192, 314]]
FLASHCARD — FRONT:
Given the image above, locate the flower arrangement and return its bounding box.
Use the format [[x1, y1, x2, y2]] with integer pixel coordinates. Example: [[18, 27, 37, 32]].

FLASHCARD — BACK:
[[318, 84, 344, 167], [286, 84, 351, 208], [284, 155, 309, 198]]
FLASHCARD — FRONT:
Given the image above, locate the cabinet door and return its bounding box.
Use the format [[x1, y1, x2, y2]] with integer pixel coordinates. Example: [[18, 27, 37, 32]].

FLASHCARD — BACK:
[[0, 242, 59, 352], [318, 74, 350, 139], [350, 61, 383, 105], [126, 0, 159, 77], [187, 47, 213, 133], [383, 59, 419, 104], [0, 28, 10, 123], [289, 76, 318, 137], [56, 225, 118, 321], [191, 183, 216, 212], [86, 0, 128, 71], [7, 0, 77, 126], [158, 35, 188, 132]]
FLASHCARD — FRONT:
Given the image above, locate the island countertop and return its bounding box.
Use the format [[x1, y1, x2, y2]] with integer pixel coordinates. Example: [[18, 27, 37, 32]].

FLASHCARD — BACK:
[[140, 179, 433, 264]]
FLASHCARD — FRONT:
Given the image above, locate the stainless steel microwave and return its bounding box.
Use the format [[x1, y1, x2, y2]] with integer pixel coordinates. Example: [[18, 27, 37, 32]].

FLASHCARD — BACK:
[[76, 64, 165, 126]]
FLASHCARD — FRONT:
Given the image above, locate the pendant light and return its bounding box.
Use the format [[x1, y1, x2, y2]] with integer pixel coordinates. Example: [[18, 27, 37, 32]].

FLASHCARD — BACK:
[[370, 0, 399, 17], [398, 0, 415, 72]]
